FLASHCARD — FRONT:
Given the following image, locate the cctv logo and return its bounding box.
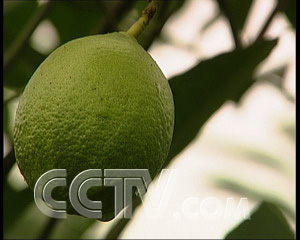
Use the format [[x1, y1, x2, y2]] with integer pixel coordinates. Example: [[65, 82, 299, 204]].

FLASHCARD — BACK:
[[34, 169, 179, 219]]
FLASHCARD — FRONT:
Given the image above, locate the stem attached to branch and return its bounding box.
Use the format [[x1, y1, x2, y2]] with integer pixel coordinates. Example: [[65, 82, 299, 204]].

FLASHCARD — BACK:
[[126, 0, 159, 38]]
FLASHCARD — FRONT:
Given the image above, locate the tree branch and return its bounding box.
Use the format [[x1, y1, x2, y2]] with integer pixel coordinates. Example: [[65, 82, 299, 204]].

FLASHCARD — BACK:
[[139, 0, 186, 50], [126, 0, 159, 38], [4, 1, 53, 71]]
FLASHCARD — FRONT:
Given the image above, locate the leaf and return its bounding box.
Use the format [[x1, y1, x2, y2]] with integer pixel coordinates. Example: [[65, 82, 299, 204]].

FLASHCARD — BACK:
[[4, 0, 38, 48], [4, 46, 46, 89], [225, 202, 295, 239], [5, 201, 49, 239], [98, 0, 136, 34], [214, 176, 295, 220], [279, 0, 296, 28], [4, 0, 48, 89], [48, 1, 103, 44], [217, 0, 253, 34], [164, 39, 278, 166], [49, 215, 95, 239], [4, 1, 103, 89], [4, 183, 34, 235]]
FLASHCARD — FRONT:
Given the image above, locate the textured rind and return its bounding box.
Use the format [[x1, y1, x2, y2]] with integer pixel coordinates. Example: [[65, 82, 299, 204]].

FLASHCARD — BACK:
[[13, 32, 174, 221]]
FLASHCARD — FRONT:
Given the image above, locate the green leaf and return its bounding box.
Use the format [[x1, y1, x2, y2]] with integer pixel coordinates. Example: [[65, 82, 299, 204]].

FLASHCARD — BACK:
[[4, 0, 38, 48], [4, 46, 46, 89], [4, 1, 48, 89], [214, 176, 295, 220], [49, 215, 95, 239], [97, 0, 137, 34], [4, 183, 34, 235], [279, 0, 296, 28], [48, 1, 103, 44], [5, 201, 49, 239], [217, 0, 253, 34], [225, 202, 295, 239], [4, 1, 23, 15], [165, 39, 278, 166]]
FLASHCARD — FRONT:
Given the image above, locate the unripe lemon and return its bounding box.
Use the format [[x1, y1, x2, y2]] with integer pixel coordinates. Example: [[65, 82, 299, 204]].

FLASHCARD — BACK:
[[13, 32, 174, 221]]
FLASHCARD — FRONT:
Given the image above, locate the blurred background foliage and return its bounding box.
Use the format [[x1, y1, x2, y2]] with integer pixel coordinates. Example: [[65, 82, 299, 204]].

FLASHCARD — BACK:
[[3, 0, 295, 239]]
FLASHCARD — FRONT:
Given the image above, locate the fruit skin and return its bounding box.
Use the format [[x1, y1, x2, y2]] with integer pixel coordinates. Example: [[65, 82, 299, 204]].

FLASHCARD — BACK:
[[13, 32, 174, 221]]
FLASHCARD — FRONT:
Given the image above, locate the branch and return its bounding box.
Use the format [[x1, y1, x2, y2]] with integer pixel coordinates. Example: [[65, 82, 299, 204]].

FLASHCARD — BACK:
[[4, 1, 53, 71], [139, 0, 185, 50], [126, 0, 159, 38]]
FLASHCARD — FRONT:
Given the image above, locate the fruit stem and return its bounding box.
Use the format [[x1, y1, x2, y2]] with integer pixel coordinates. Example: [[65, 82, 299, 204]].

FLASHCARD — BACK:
[[126, 0, 159, 38]]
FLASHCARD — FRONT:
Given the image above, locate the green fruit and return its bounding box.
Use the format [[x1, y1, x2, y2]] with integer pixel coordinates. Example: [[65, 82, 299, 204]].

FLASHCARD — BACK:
[[13, 32, 174, 221]]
